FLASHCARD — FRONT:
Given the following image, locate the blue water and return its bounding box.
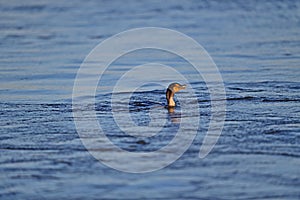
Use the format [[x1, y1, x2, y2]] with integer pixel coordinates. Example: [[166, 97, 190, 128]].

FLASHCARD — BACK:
[[1, 0, 300, 199]]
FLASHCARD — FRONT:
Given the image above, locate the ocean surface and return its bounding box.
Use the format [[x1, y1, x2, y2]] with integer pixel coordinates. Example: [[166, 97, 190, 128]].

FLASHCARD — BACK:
[[1, 0, 300, 199]]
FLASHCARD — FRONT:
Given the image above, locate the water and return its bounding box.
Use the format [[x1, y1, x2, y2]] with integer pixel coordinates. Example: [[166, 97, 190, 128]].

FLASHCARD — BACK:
[[1, 0, 300, 199]]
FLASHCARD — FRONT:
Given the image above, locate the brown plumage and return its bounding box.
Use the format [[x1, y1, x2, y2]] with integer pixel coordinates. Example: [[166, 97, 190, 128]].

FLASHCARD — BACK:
[[166, 83, 186, 107]]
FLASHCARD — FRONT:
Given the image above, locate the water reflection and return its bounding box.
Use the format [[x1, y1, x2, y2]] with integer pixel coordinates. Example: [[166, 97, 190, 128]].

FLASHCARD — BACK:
[[167, 106, 182, 124]]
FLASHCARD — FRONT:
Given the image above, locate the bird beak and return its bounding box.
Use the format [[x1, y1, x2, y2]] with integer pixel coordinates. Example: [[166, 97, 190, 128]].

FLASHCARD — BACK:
[[180, 84, 186, 90]]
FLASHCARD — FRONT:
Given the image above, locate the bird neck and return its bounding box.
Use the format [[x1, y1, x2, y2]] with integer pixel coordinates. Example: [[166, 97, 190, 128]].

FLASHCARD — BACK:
[[166, 88, 176, 107], [168, 96, 175, 107]]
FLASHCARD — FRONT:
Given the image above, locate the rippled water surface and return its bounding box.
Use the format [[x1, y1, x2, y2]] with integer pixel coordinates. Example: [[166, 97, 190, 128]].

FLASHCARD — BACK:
[[1, 0, 300, 199]]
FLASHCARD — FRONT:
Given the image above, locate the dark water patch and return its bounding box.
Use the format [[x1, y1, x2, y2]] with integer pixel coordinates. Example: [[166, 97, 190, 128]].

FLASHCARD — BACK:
[[0, 136, 13, 141], [261, 97, 300, 102], [10, 174, 60, 180], [228, 87, 265, 92], [224, 54, 259, 59], [169, 5, 184, 11], [11, 5, 46, 12], [263, 129, 284, 135], [5, 34, 25, 40], [215, 150, 300, 159], [227, 96, 257, 101], [88, 34, 110, 40], [247, 39, 300, 49], [0, 145, 85, 152], [0, 72, 79, 81], [37, 34, 56, 40]]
